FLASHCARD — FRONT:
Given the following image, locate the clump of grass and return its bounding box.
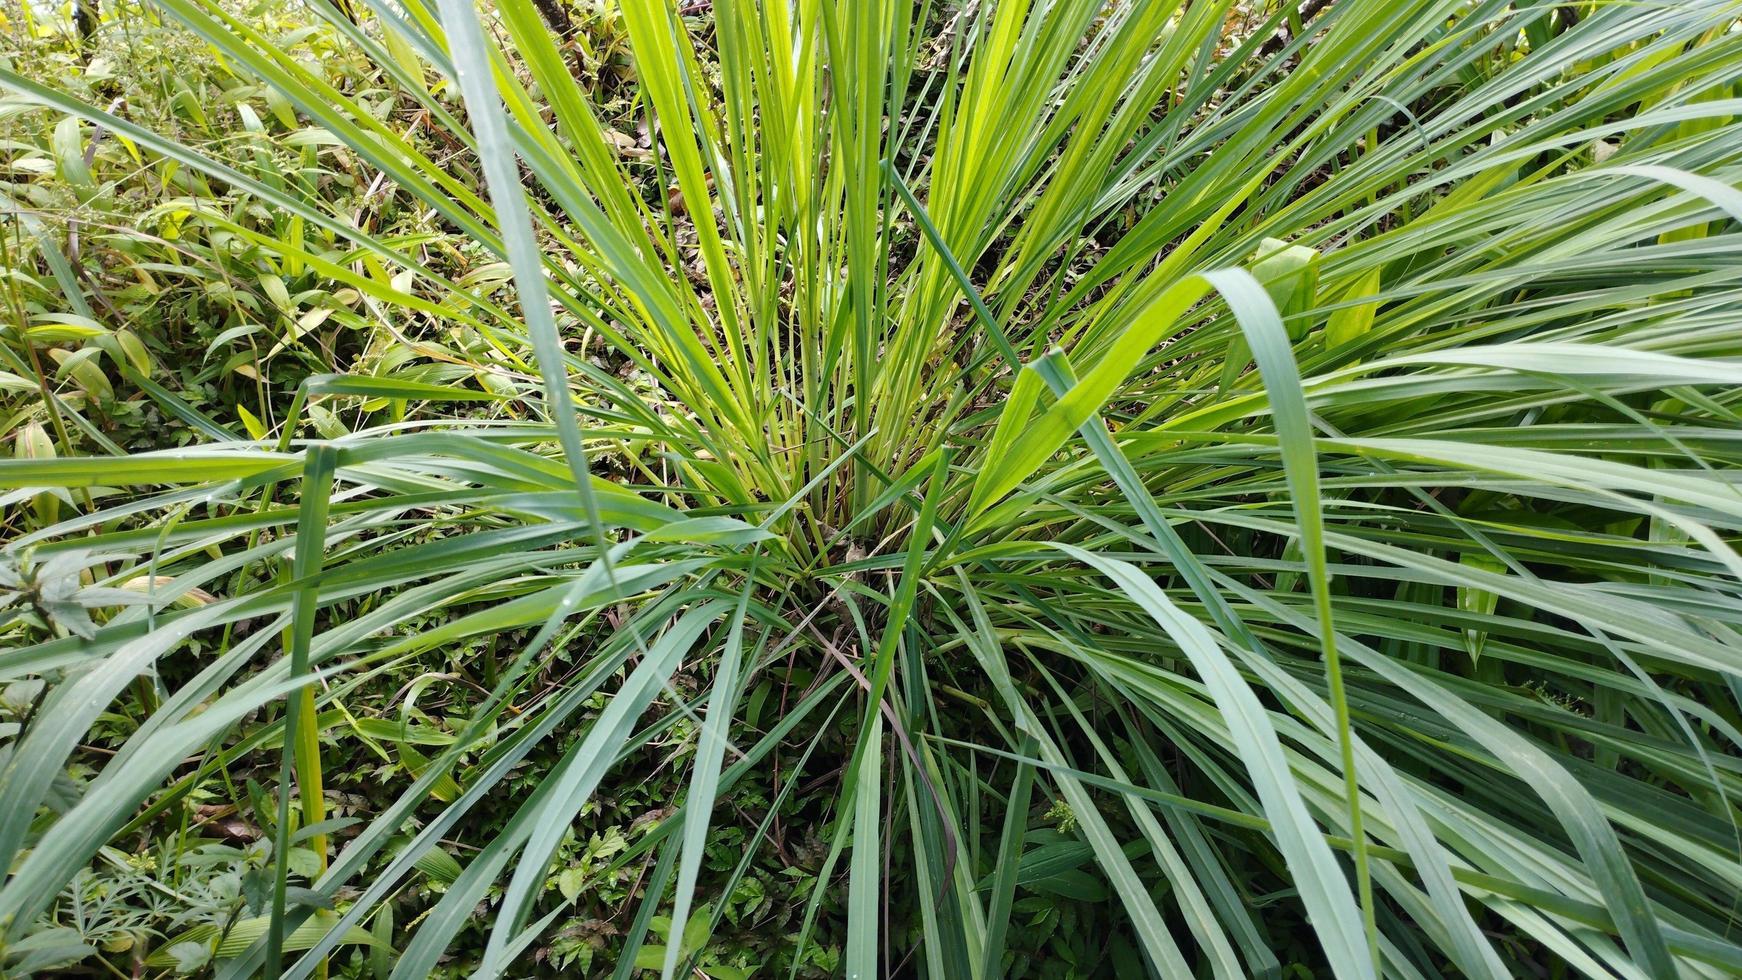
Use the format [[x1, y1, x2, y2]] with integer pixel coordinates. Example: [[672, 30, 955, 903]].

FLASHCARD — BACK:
[[4, 0, 1742, 977]]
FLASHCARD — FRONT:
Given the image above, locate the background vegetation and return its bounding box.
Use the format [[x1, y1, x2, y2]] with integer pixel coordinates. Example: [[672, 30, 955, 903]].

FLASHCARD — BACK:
[[2, 0, 1741, 977]]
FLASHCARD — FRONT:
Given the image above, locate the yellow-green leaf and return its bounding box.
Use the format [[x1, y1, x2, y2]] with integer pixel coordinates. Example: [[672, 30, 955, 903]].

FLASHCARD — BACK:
[[1325, 267, 1382, 348]]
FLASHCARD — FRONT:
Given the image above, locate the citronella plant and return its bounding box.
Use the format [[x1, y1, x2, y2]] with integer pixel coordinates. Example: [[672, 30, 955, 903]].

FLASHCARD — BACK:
[[4, 0, 1742, 976]]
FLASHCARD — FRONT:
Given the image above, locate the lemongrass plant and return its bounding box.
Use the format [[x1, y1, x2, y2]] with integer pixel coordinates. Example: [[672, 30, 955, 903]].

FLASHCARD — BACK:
[[4, 0, 1742, 976]]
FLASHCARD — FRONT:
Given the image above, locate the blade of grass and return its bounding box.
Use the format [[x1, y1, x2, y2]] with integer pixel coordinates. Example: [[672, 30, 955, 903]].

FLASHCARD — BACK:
[[265, 444, 337, 975]]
